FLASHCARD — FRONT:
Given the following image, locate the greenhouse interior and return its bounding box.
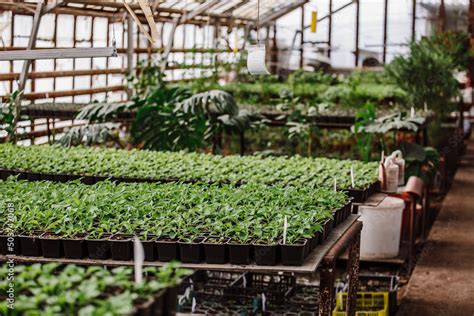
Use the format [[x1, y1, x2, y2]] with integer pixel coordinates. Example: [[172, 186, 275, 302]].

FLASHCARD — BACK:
[[0, 0, 473, 315]]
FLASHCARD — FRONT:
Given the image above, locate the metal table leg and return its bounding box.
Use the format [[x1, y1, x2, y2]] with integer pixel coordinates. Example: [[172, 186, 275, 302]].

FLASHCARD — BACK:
[[346, 230, 361, 316], [319, 221, 363, 316]]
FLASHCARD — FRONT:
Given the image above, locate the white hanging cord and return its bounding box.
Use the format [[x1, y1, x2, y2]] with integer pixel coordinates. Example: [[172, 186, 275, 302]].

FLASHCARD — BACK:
[[256, 0, 261, 44], [111, 11, 118, 56]]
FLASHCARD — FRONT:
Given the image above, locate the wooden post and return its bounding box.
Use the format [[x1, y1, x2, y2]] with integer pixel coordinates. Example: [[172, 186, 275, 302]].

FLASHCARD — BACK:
[[438, 0, 446, 33], [72, 15, 77, 103], [127, 15, 134, 99], [270, 24, 278, 73], [299, 5, 305, 69], [355, 0, 360, 67], [412, 0, 416, 42], [383, 0, 388, 64]]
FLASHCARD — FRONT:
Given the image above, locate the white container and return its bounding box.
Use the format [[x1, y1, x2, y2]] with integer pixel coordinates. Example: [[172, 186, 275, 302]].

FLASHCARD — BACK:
[[391, 150, 405, 186], [358, 196, 405, 258], [384, 157, 399, 193]]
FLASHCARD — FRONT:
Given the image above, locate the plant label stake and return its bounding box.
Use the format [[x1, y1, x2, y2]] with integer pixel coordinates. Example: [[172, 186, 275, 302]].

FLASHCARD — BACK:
[[283, 216, 288, 245], [243, 276, 247, 288], [133, 236, 145, 284], [350, 167, 355, 188], [410, 107, 415, 118], [334, 177, 337, 192], [191, 297, 197, 313], [381, 150, 385, 163], [262, 293, 267, 311]]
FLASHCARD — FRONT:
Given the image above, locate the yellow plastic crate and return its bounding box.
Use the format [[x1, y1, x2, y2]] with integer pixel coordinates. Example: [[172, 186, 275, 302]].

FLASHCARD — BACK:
[[333, 292, 389, 316]]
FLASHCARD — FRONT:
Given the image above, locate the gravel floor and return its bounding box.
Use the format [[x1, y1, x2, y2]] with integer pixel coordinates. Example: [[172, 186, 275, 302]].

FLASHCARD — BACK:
[[398, 140, 474, 316]]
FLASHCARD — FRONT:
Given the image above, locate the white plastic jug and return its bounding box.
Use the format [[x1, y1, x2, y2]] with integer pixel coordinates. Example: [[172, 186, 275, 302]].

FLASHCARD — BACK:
[[358, 196, 405, 258], [383, 157, 399, 193], [391, 150, 405, 186]]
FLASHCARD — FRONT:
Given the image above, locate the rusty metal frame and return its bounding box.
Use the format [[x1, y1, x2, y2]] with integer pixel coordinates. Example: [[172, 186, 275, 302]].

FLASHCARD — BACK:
[[319, 220, 362, 316]]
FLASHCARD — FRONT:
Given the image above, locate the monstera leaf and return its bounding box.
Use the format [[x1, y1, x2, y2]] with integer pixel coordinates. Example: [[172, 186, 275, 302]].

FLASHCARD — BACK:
[[75, 102, 134, 122], [357, 112, 426, 134], [58, 123, 120, 147], [177, 90, 239, 116]]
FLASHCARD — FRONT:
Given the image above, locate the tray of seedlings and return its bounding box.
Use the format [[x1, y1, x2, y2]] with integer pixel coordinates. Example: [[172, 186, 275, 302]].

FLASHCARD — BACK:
[[0, 262, 192, 315], [0, 144, 379, 202], [0, 178, 351, 267]]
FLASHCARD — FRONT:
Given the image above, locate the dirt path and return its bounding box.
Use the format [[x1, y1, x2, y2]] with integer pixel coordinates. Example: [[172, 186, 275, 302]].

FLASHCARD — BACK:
[[397, 140, 474, 316]]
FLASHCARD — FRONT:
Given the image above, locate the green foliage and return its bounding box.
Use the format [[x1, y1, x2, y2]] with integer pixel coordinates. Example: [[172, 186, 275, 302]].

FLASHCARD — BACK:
[[127, 60, 165, 97], [75, 102, 135, 123], [353, 103, 376, 162], [0, 262, 191, 315], [0, 90, 21, 141], [357, 111, 426, 134], [0, 144, 379, 190], [58, 123, 121, 147], [386, 37, 460, 116], [427, 31, 470, 71], [0, 178, 346, 244], [400, 142, 440, 183]]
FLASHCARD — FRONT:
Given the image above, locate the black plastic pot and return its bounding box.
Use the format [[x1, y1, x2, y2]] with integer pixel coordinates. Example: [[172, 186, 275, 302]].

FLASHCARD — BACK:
[[81, 176, 95, 185], [68, 174, 83, 182], [40, 232, 63, 258], [93, 175, 109, 183], [3, 169, 16, 180], [63, 233, 87, 259], [16, 171, 27, 180], [0, 234, 20, 255], [163, 285, 178, 316], [86, 234, 111, 260], [310, 232, 320, 252], [54, 174, 69, 183], [19, 232, 43, 257], [109, 234, 133, 261], [228, 240, 253, 265], [135, 298, 154, 316], [178, 237, 204, 263], [140, 235, 157, 262], [253, 242, 278, 266], [319, 219, 334, 244], [203, 237, 230, 264], [347, 187, 369, 203], [280, 239, 307, 266], [26, 171, 41, 181], [156, 238, 179, 262]]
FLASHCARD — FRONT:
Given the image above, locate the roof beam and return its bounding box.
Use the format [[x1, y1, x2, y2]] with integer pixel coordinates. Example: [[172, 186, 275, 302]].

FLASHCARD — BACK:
[[181, 0, 221, 23], [259, 0, 309, 27]]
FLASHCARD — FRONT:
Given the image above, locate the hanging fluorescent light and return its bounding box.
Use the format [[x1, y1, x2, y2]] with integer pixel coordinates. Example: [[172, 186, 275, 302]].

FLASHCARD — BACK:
[[0, 46, 118, 61]]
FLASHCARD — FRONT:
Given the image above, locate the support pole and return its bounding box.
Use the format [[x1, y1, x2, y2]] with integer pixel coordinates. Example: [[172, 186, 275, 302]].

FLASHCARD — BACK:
[[354, 0, 360, 67], [328, 0, 333, 58], [300, 5, 305, 69], [383, 0, 388, 64], [346, 231, 361, 316], [127, 15, 134, 100], [438, 0, 446, 33], [412, 0, 416, 42], [13, 2, 43, 142]]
